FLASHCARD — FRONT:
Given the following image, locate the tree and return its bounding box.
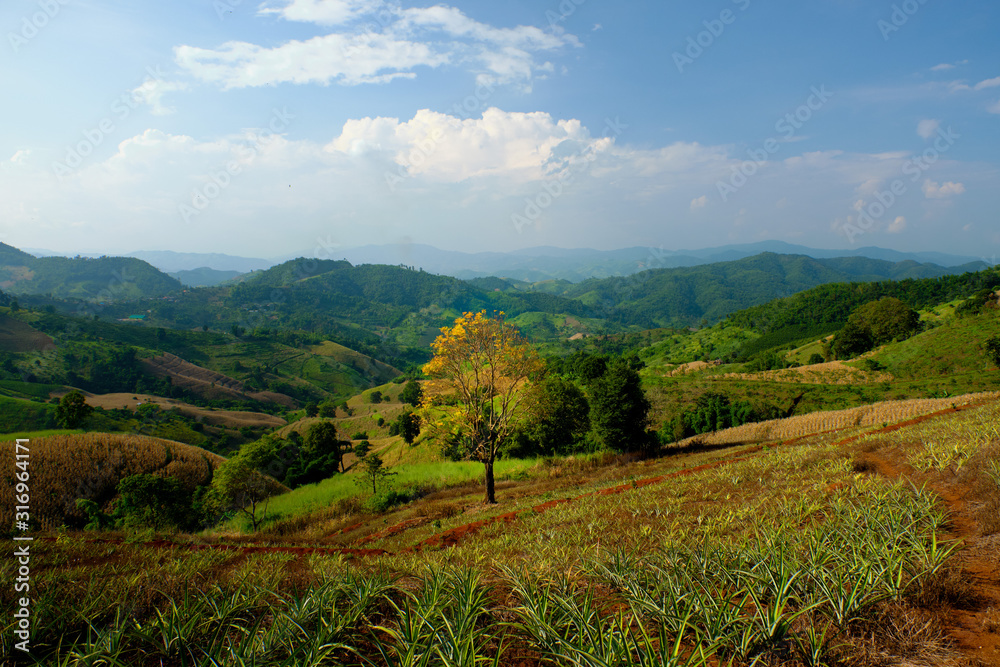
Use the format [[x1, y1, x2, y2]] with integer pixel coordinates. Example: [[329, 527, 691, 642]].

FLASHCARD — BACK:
[[305, 420, 345, 473], [318, 401, 337, 418], [212, 436, 281, 531], [57, 390, 93, 428], [521, 377, 590, 455], [834, 297, 920, 358], [401, 379, 423, 406], [114, 473, 192, 530], [986, 336, 1000, 368], [423, 311, 543, 503], [357, 454, 396, 495], [368, 390, 383, 404], [353, 440, 372, 459], [588, 358, 652, 453], [304, 402, 319, 418]]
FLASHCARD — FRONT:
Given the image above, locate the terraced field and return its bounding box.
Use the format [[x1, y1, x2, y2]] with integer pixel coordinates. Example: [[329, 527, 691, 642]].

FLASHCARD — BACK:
[[5, 393, 1000, 665]]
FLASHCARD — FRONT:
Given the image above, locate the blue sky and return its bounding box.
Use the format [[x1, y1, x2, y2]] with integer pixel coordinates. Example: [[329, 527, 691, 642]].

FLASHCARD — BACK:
[[1, 0, 998, 260]]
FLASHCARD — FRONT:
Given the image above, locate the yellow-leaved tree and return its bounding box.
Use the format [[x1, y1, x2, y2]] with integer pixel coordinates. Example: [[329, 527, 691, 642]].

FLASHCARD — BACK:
[[423, 311, 542, 504]]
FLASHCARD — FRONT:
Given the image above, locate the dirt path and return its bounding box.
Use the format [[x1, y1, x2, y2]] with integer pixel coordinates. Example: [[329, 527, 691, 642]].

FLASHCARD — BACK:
[[843, 411, 1000, 666]]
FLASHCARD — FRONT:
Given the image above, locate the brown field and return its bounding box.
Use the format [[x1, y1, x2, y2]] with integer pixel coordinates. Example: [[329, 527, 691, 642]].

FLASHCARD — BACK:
[[675, 390, 1000, 447], [141, 352, 296, 407], [0, 312, 55, 353], [0, 433, 281, 529], [722, 359, 893, 384], [74, 391, 287, 429]]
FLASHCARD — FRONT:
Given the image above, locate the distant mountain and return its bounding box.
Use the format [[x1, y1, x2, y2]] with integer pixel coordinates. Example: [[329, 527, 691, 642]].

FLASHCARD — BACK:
[[545, 253, 989, 327], [25, 248, 273, 274], [170, 267, 243, 287], [313, 242, 984, 282], [0, 244, 181, 301]]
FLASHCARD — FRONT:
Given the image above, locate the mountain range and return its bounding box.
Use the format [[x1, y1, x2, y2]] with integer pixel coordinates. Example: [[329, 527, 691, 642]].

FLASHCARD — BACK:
[[24, 241, 986, 285]]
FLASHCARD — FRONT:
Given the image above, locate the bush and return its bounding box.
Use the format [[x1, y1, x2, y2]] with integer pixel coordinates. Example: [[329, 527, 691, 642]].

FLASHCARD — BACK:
[[808, 353, 826, 365], [987, 336, 1000, 368], [351, 431, 368, 440], [368, 390, 382, 404], [365, 490, 409, 513]]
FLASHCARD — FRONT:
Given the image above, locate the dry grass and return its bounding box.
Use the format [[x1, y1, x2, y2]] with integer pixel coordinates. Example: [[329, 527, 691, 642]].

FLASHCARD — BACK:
[[78, 392, 288, 429], [0, 433, 271, 529], [673, 391, 1000, 448], [721, 359, 893, 385]]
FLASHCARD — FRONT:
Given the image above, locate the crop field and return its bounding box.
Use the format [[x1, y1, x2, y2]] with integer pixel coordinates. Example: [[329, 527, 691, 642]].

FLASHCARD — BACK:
[[4, 394, 1000, 665]]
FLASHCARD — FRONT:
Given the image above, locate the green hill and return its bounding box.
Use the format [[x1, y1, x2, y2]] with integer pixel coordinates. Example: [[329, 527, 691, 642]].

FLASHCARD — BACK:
[[0, 245, 182, 300]]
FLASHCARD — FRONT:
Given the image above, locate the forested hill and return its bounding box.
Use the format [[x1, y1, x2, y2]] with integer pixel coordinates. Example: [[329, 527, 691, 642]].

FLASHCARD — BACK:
[[726, 265, 1000, 334], [0, 244, 181, 301], [228, 260, 592, 328], [544, 253, 988, 327]]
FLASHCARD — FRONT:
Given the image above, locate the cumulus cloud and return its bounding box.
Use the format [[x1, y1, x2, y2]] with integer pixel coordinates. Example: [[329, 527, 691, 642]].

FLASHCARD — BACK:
[[887, 216, 907, 233], [916, 119, 940, 139], [690, 195, 707, 210], [131, 79, 189, 115], [178, 1, 579, 90], [922, 179, 966, 199]]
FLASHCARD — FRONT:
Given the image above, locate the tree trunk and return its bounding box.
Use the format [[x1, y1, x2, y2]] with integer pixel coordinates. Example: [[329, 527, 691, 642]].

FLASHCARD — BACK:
[[484, 458, 496, 504]]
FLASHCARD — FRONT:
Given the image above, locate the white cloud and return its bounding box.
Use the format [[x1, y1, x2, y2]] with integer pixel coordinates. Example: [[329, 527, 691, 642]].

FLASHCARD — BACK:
[[178, 1, 579, 90], [887, 216, 907, 233], [690, 195, 707, 210], [922, 179, 966, 199], [974, 76, 1000, 90], [931, 63, 954, 72], [259, 0, 385, 26], [175, 34, 444, 88], [989, 100, 1000, 115], [131, 79, 189, 115], [916, 119, 940, 139]]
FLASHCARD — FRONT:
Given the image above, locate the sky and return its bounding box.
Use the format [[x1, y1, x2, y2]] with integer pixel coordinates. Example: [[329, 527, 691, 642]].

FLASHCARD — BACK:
[[1, 0, 998, 261]]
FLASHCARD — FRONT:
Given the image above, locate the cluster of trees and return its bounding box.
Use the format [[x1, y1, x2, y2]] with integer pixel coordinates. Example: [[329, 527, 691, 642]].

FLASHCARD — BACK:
[[665, 393, 780, 442], [423, 312, 653, 503], [831, 297, 921, 359]]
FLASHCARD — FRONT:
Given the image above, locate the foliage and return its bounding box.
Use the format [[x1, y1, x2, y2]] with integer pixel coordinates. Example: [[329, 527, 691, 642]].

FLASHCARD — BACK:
[[114, 473, 198, 531], [514, 377, 591, 456], [212, 435, 285, 531], [986, 336, 1000, 368], [833, 298, 921, 359], [368, 390, 383, 404], [400, 378, 423, 406], [389, 409, 422, 444], [665, 392, 778, 442], [588, 357, 652, 453], [355, 453, 397, 496], [423, 311, 543, 503]]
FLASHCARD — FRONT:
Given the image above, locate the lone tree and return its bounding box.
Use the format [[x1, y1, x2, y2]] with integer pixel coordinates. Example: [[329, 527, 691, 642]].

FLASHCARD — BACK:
[[212, 436, 281, 531], [423, 311, 542, 504], [357, 453, 396, 495], [57, 390, 93, 429], [400, 379, 423, 406]]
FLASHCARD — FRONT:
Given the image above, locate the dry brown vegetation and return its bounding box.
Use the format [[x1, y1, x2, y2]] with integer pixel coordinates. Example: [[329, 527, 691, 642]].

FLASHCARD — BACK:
[[0, 312, 55, 353], [722, 359, 893, 384], [0, 433, 238, 529], [77, 392, 287, 429], [141, 352, 296, 407], [674, 391, 1000, 447]]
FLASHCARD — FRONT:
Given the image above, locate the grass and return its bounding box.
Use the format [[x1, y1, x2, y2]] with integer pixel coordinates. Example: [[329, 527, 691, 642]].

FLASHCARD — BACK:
[[228, 457, 550, 531], [7, 403, 984, 666]]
